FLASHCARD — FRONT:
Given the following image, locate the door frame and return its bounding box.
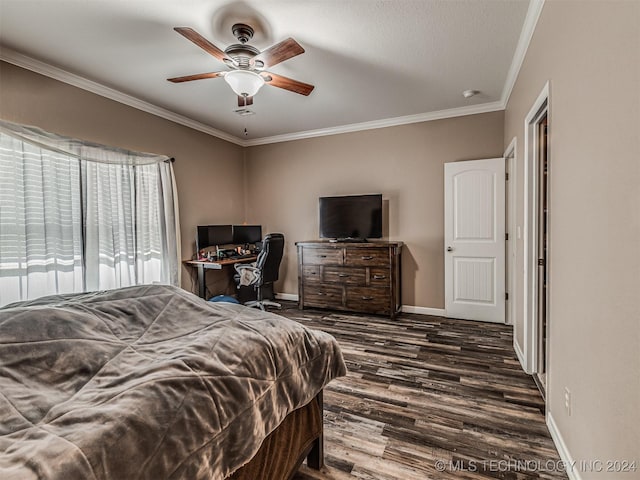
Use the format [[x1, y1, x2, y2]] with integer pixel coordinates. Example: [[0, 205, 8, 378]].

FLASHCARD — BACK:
[[523, 81, 551, 375], [504, 138, 517, 326]]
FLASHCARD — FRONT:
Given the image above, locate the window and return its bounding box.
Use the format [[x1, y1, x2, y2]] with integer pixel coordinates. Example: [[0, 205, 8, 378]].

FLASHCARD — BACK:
[[0, 120, 180, 307]]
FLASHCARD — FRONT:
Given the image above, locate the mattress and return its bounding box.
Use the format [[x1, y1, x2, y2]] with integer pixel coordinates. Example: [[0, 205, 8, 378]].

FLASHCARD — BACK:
[[0, 285, 346, 480]]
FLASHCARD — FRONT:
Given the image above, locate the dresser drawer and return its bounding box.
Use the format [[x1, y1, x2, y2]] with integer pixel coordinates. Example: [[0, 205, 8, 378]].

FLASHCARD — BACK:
[[344, 248, 389, 267], [369, 267, 391, 286], [303, 285, 343, 307], [303, 248, 343, 265], [302, 265, 320, 282], [346, 287, 390, 314], [323, 266, 366, 285]]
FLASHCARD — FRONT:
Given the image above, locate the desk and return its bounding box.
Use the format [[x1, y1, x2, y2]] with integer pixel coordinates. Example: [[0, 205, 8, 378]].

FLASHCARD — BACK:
[[184, 257, 257, 299]]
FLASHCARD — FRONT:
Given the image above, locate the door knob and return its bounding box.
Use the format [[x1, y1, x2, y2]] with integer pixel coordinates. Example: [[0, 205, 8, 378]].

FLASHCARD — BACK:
[[447, 246, 453, 252]]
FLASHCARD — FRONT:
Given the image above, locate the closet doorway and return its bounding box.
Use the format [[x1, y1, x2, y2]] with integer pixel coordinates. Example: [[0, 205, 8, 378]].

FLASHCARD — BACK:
[[536, 114, 549, 396], [524, 82, 550, 400]]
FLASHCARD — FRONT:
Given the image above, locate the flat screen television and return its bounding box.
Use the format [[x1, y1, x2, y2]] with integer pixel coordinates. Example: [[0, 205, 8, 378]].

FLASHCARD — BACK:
[[319, 194, 383, 241], [196, 225, 233, 250], [233, 225, 262, 244]]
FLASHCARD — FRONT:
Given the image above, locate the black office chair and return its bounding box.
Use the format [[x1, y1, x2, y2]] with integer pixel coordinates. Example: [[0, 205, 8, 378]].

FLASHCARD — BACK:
[[234, 233, 285, 310]]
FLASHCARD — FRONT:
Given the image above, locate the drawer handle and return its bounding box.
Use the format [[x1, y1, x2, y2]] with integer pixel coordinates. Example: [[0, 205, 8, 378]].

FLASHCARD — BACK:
[[373, 274, 386, 280], [319, 255, 327, 258], [338, 273, 350, 278], [317, 292, 325, 296], [361, 296, 374, 301], [361, 256, 374, 260], [309, 271, 317, 275]]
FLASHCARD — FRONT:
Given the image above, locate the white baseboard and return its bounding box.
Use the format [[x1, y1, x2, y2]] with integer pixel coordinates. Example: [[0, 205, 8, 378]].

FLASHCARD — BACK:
[[513, 338, 528, 373], [401, 305, 446, 316], [275, 293, 299, 302], [547, 412, 581, 480]]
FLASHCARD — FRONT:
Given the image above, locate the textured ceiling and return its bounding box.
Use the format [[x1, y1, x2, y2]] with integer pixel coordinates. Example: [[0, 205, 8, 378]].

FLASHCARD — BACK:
[[0, 0, 532, 144]]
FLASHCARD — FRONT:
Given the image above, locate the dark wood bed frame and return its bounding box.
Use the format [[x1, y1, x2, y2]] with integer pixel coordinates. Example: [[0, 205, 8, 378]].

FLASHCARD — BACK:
[[298, 391, 324, 472], [228, 392, 324, 480]]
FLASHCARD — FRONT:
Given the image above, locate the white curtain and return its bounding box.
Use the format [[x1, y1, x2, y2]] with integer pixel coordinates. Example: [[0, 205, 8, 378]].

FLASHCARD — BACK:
[[0, 133, 84, 305], [0, 120, 181, 307]]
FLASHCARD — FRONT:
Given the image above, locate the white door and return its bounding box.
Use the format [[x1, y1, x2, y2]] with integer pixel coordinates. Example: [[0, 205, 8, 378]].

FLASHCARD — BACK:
[[445, 158, 505, 323]]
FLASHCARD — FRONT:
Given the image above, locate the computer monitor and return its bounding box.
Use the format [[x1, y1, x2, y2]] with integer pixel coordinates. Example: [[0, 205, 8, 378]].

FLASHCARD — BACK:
[[196, 225, 233, 250], [233, 225, 262, 245]]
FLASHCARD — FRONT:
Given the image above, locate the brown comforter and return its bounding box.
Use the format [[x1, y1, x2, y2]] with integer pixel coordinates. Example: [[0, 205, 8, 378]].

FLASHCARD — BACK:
[[0, 285, 346, 480]]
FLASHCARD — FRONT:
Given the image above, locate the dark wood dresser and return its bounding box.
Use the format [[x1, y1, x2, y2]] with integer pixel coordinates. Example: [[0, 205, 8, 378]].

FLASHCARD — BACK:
[[296, 241, 403, 318]]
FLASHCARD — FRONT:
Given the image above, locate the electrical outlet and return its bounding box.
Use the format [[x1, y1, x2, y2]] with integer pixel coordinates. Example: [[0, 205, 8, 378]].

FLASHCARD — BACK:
[[564, 387, 572, 416]]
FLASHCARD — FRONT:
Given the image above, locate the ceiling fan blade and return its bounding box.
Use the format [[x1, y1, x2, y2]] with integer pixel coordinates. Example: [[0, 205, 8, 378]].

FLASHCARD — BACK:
[[238, 95, 254, 107], [262, 72, 314, 96], [167, 71, 224, 83], [253, 38, 304, 68], [174, 27, 233, 65]]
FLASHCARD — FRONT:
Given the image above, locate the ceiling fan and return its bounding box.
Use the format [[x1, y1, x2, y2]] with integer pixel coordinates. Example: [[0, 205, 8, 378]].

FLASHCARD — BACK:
[[168, 24, 314, 107]]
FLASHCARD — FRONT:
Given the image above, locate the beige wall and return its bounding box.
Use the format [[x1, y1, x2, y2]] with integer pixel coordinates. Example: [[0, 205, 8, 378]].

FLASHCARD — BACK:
[[244, 112, 504, 308], [505, 0, 640, 473], [0, 61, 245, 293]]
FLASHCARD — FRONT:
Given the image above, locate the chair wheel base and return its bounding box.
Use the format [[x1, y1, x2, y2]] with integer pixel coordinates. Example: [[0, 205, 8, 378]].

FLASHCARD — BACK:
[[245, 299, 282, 311]]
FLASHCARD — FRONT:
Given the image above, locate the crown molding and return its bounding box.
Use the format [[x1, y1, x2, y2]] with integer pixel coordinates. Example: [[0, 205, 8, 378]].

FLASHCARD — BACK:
[[0, 47, 244, 146], [2, 0, 545, 151], [243, 101, 505, 147], [500, 0, 545, 107]]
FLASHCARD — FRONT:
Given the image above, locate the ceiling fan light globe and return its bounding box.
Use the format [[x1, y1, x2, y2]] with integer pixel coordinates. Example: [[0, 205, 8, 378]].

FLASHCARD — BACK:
[[224, 70, 265, 97]]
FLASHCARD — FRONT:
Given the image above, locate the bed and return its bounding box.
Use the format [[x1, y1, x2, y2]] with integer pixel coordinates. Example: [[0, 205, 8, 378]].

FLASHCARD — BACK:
[[0, 284, 346, 479]]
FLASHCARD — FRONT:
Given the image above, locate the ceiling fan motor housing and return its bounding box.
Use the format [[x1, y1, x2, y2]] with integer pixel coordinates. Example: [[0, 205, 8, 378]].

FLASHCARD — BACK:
[[225, 43, 260, 68]]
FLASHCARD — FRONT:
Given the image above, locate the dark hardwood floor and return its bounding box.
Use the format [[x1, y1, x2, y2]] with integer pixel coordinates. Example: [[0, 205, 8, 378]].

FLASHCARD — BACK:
[[275, 303, 567, 480]]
